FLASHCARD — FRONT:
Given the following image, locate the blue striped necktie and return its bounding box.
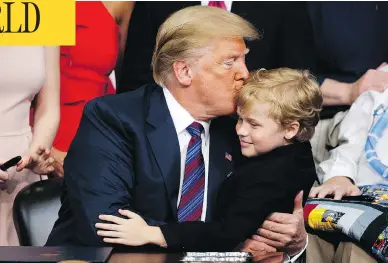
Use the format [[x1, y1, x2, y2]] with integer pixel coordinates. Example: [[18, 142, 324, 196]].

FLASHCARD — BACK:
[[365, 104, 388, 178], [178, 122, 205, 222]]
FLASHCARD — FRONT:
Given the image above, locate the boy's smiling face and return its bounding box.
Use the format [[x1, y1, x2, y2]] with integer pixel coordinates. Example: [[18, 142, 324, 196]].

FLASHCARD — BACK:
[[236, 103, 297, 157]]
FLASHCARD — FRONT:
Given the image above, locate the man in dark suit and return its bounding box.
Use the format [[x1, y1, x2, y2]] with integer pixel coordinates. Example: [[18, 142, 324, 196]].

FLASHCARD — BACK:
[[117, 1, 315, 93], [306, 1, 388, 120], [47, 6, 307, 261]]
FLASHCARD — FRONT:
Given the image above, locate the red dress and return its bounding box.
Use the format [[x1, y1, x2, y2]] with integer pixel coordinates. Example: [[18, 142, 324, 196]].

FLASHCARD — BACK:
[[53, 1, 119, 152]]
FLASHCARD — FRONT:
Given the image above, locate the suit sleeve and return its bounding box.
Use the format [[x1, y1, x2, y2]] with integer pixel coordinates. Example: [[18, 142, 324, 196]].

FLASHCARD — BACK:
[[53, 99, 95, 152], [278, 2, 316, 71], [63, 98, 164, 246], [159, 180, 290, 252]]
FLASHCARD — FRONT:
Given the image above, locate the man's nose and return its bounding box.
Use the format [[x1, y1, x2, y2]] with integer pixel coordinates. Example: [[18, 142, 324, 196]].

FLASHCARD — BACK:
[[237, 62, 249, 80]]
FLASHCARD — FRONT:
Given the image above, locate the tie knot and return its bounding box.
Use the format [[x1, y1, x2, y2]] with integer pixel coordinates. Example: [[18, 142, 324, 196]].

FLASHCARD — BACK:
[[187, 122, 204, 137]]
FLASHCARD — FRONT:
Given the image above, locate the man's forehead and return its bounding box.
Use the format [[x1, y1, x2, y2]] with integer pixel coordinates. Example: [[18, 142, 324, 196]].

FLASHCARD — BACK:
[[224, 45, 250, 57], [214, 48, 248, 61], [231, 48, 249, 56], [212, 38, 246, 49], [199, 39, 248, 61]]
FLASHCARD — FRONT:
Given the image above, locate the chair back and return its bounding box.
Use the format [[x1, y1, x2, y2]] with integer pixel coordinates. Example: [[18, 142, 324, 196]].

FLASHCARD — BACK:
[[13, 178, 63, 246]]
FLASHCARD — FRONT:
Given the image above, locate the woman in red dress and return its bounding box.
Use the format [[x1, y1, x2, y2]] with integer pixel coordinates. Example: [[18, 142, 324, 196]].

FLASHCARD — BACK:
[[51, 1, 134, 175]]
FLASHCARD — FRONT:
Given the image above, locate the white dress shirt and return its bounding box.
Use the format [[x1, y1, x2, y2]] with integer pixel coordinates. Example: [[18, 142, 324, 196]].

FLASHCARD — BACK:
[[318, 89, 388, 186], [163, 88, 211, 221], [201, 0, 233, 12]]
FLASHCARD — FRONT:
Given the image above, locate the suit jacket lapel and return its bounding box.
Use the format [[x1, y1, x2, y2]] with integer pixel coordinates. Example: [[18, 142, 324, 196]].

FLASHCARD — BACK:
[[146, 87, 180, 219], [206, 119, 234, 221]]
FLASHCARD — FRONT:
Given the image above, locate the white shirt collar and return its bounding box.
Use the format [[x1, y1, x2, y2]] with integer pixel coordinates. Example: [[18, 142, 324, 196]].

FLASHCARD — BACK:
[[162, 87, 210, 143]]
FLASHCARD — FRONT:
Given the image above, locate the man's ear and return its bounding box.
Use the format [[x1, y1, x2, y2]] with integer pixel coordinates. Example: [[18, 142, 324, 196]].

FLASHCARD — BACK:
[[284, 121, 300, 140], [172, 60, 192, 86]]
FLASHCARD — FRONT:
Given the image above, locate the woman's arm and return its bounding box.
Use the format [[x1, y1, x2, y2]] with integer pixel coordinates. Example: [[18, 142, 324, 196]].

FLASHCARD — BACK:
[[30, 46, 60, 150], [114, 1, 135, 84], [17, 47, 60, 174]]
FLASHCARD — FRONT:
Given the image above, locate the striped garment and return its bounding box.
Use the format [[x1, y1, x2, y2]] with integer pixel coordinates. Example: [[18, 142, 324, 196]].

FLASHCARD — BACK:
[[178, 122, 205, 222], [365, 104, 388, 178]]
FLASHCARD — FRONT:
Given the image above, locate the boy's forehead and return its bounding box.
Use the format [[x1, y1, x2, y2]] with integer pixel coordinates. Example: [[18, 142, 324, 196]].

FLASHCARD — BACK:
[[238, 103, 270, 118]]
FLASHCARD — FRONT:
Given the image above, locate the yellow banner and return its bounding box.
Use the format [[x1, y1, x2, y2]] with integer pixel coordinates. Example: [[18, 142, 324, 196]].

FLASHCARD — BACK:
[[0, 0, 75, 45]]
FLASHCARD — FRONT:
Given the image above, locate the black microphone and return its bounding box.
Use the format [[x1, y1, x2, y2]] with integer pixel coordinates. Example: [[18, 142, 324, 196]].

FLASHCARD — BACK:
[[0, 156, 22, 171]]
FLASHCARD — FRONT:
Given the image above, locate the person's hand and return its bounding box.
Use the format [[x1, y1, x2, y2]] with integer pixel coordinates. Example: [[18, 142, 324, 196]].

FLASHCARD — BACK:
[[250, 252, 285, 263], [253, 191, 307, 257], [96, 209, 152, 246], [309, 176, 360, 200], [16, 146, 55, 175], [348, 62, 388, 104], [49, 147, 66, 177], [0, 170, 8, 182], [241, 238, 277, 256], [50, 147, 67, 166], [51, 159, 64, 177], [242, 240, 289, 263], [0, 161, 9, 183]]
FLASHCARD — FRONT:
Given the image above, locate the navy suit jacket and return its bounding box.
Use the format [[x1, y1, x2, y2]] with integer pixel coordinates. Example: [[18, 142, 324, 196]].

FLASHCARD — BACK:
[[46, 84, 241, 246]]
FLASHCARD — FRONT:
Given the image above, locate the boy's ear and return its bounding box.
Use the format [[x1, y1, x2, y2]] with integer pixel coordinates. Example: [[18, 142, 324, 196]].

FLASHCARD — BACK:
[[284, 121, 300, 140]]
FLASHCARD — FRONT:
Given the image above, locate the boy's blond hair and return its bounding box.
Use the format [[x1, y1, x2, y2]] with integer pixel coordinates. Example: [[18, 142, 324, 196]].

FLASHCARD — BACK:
[[236, 68, 323, 142], [152, 5, 259, 86]]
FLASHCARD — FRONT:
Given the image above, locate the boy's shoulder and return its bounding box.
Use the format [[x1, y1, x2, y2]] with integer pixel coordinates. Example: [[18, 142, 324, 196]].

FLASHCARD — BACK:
[[236, 142, 315, 177]]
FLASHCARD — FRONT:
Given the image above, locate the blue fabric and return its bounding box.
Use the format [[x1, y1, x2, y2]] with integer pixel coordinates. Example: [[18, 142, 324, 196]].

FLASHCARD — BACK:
[[365, 105, 388, 178], [308, 2, 388, 83]]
